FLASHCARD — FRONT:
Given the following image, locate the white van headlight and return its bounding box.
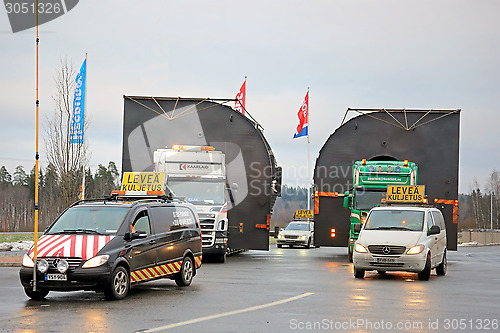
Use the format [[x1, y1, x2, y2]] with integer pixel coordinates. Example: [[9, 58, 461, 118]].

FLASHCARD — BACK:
[[354, 243, 368, 253], [407, 245, 425, 255], [82, 255, 109, 268]]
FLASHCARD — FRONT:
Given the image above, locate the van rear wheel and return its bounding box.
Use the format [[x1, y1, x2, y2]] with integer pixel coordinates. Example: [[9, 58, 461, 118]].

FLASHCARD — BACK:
[[436, 251, 447, 276], [175, 256, 194, 287]]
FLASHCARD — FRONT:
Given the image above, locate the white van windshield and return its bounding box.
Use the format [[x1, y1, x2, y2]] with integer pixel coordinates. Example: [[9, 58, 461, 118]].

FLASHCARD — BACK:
[[365, 210, 424, 231], [47, 206, 129, 235]]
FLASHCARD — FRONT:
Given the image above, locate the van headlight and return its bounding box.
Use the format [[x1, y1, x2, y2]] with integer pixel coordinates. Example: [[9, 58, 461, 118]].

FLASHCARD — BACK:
[[300, 235, 307, 240], [354, 243, 368, 253], [278, 234, 284, 239], [37, 259, 49, 273], [407, 245, 425, 255], [22, 254, 35, 268], [82, 255, 109, 268]]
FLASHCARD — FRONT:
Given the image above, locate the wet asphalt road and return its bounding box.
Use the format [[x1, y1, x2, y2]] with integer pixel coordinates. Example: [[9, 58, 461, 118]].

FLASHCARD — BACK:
[[1, 245, 499, 333]]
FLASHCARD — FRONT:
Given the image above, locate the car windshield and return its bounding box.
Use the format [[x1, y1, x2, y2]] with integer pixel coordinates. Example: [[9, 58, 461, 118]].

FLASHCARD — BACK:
[[285, 223, 310, 231], [365, 210, 424, 231], [167, 179, 225, 205], [46, 206, 129, 235], [354, 189, 387, 211]]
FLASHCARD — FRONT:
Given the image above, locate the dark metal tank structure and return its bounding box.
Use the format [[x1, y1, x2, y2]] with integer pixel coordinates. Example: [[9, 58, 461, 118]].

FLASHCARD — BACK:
[[314, 109, 461, 250], [122, 96, 281, 250]]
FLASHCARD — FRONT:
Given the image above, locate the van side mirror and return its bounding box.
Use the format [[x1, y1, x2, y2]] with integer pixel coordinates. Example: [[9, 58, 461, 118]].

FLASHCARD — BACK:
[[353, 223, 362, 233], [428, 225, 440, 236], [124, 231, 148, 241]]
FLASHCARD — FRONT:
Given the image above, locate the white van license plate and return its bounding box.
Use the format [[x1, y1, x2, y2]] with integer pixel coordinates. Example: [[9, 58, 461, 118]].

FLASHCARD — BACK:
[[45, 274, 67, 281], [376, 257, 396, 263]]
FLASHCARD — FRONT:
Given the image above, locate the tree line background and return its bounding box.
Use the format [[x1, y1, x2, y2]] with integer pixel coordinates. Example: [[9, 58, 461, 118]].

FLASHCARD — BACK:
[[0, 163, 119, 232]]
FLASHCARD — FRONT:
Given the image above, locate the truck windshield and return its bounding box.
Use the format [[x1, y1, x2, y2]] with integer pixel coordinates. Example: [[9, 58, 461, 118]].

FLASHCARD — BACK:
[[365, 210, 424, 231], [354, 189, 387, 211], [47, 206, 129, 235], [168, 180, 226, 205], [285, 223, 310, 231]]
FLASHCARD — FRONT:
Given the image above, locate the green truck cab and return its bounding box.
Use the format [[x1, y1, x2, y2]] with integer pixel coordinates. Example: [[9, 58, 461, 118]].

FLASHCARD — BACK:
[[344, 159, 418, 261]]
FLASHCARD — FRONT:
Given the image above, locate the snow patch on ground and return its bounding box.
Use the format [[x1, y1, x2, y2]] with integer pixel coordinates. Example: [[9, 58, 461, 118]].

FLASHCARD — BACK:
[[0, 241, 33, 252]]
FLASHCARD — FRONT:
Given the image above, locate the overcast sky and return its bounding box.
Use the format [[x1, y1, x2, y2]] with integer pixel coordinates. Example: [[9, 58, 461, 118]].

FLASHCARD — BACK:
[[1, 0, 499, 193]]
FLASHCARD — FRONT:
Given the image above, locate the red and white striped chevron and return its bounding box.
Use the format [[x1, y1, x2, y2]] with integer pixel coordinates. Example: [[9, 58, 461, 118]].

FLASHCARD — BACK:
[[29, 234, 114, 260]]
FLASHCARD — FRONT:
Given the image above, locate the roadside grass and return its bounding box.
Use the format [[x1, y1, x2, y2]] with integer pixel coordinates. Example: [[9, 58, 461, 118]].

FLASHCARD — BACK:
[[0, 233, 42, 243]]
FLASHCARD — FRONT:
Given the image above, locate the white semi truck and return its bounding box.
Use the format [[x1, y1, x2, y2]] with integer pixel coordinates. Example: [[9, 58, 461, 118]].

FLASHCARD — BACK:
[[153, 145, 229, 262]]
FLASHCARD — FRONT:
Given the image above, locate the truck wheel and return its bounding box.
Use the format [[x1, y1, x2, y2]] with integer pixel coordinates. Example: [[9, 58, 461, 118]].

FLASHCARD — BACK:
[[175, 256, 194, 287], [305, 238, 311, 249], [417, 253, 432, 281], [104, 266, 130, 300], [216, 253, 226, 263], [354, 268, 365, 279], [436, 251, 447, 276], [24, 287, 49, 300]]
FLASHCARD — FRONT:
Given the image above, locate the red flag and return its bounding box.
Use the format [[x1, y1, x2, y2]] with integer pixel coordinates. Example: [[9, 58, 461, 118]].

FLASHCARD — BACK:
[[234, 80, 246, 114], [293, 91, 309, 138]]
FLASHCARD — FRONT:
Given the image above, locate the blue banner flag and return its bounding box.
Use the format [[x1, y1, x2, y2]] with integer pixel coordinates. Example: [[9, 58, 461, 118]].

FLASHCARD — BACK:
[[70, 59, 86, 144]]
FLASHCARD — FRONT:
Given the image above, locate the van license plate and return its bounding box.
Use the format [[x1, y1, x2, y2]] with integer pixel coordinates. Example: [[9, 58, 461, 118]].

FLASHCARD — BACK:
[[45, 274, 67, 281], [376, 257, 396, 263]]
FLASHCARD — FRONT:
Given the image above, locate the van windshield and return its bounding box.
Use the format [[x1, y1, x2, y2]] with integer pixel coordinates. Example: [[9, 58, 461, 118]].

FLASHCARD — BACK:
[[365, 210, 424, 231], [47, 206, 129, 235]]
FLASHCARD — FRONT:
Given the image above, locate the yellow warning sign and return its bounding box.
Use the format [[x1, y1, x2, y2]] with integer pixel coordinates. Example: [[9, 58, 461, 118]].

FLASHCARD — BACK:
[[295, 209, 314, 219], [386, 185, 425, 203], [121, 172, 164, 192]]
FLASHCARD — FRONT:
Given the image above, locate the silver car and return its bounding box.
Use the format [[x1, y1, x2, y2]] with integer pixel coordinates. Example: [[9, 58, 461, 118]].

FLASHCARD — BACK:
[[277, 221, 314, 248]]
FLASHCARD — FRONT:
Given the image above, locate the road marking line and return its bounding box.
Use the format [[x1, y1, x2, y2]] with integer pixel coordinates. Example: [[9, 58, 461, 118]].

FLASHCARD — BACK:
[[141, 292, 314, 332]]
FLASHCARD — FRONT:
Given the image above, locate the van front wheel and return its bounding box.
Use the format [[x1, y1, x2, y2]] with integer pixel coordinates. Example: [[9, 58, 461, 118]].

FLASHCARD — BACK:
[[418, 254, 431, 281], [104, 266, 129, 300]]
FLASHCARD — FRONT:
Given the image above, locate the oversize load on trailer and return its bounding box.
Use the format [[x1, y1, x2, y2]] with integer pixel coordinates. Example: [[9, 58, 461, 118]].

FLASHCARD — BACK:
[[387, 185, 425, 203], [122, 96, 279, 250], [314, 109, 460, 250]]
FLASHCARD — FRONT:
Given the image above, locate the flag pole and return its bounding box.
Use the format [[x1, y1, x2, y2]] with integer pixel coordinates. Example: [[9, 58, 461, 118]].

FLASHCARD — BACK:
[[81, 53, 87, 200], [307, 87, 311, 213], [33, 0, 40, 291]]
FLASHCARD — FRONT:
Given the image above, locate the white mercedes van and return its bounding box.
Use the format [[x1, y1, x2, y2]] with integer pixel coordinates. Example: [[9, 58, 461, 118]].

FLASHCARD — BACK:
[[352, 206, 447, 280]]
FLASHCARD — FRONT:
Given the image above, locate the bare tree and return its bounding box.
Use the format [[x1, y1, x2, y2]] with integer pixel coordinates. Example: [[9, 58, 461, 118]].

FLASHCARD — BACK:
[[44, 57, 89, 207]]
